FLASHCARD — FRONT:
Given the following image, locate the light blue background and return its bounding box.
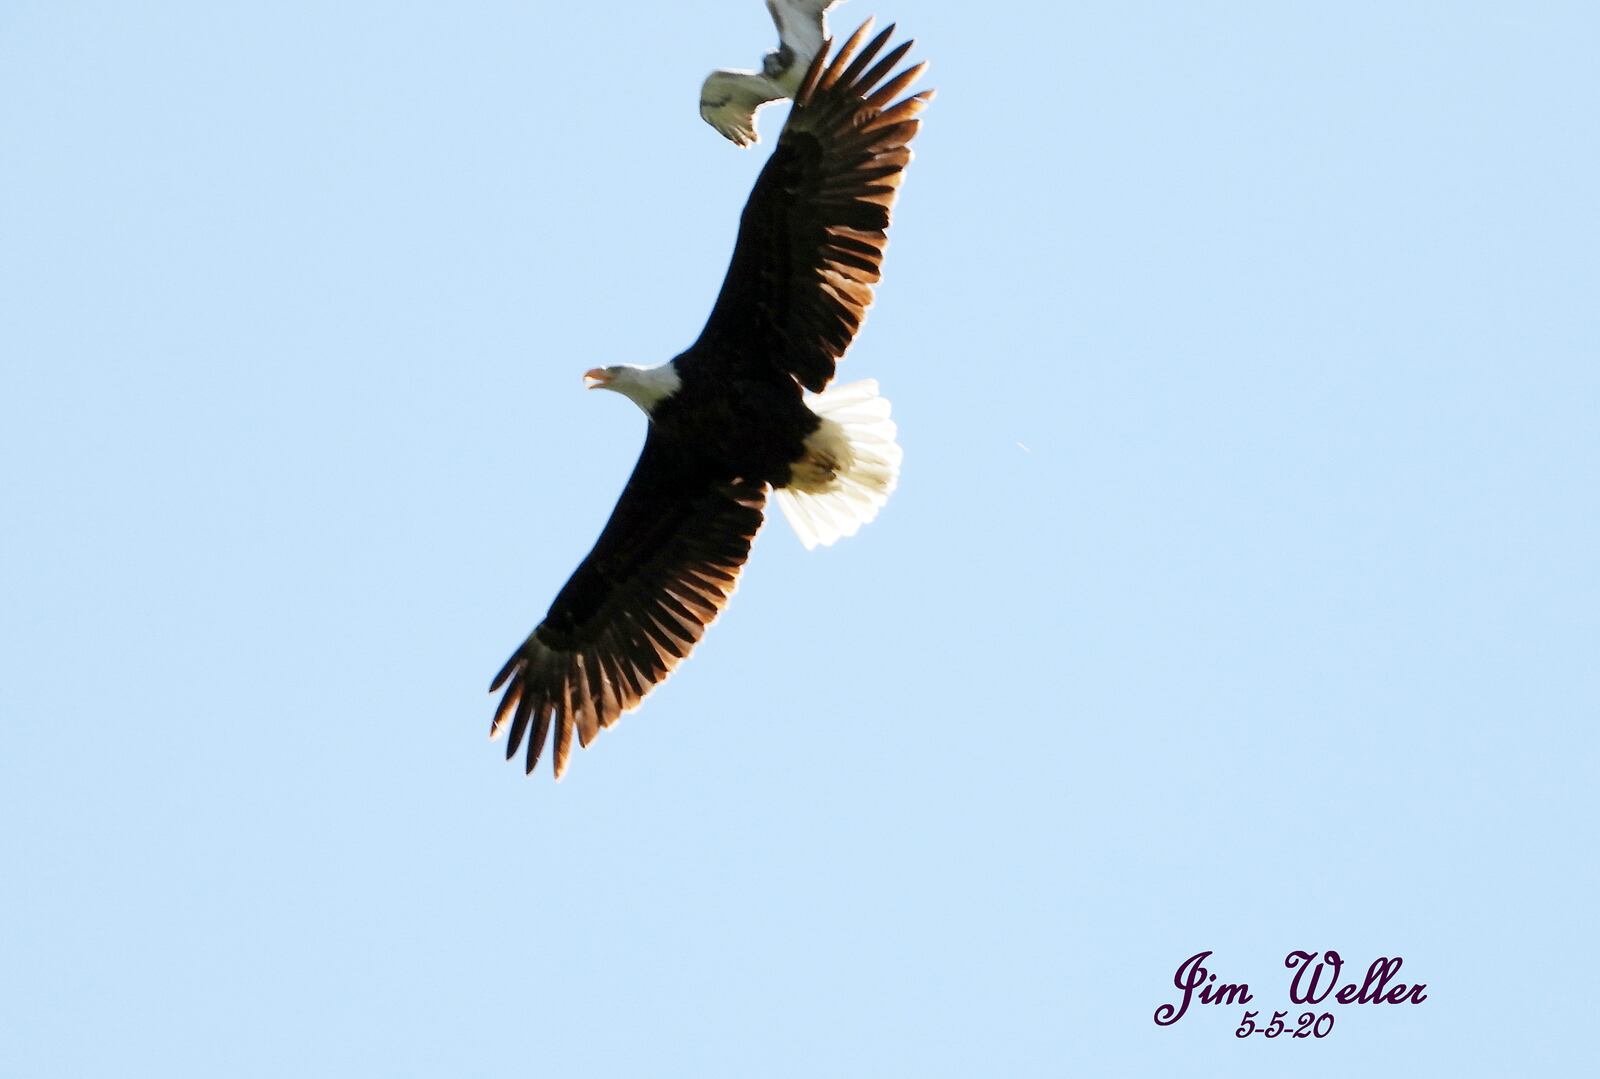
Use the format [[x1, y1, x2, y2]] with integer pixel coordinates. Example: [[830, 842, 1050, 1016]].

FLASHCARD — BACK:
[[3, 1, 1595, 1075]]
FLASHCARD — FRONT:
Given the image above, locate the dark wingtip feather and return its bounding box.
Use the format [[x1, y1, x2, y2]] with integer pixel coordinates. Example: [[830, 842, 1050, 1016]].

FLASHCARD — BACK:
[[796, 36, 832, 104], [552, 714, 574, 779], [822, 18, 876, 91], [530, 705, 553, 776], [505, 690, 536, 760], [856, 39, 914, 99], [837, 23, 897, 90], [489, 651, 521, 693], [489, 682, 521, 738]]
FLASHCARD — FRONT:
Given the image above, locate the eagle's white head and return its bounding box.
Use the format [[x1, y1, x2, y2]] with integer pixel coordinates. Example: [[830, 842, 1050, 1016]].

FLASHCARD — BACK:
[[584, 363, 682, 414]]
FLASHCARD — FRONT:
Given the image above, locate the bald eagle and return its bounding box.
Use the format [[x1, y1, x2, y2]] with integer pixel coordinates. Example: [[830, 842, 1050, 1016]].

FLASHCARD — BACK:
[[490, 22, 930, 777], [700, 0, 846, 146]]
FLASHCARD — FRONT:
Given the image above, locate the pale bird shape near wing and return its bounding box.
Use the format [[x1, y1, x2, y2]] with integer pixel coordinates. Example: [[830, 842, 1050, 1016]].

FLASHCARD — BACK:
[[700, 0, 845, 146]]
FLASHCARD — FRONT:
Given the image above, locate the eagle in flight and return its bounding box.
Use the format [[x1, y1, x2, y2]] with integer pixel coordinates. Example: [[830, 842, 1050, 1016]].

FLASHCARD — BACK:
[[491, 21, 930, 777]]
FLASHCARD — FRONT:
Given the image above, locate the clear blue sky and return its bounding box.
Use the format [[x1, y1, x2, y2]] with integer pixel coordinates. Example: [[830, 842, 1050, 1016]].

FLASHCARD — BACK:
[[3, 1, 1595, 1075]]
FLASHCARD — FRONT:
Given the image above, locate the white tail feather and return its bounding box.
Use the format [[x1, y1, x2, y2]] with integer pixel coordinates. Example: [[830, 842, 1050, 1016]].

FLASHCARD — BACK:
[[774, 379, 903, 549]]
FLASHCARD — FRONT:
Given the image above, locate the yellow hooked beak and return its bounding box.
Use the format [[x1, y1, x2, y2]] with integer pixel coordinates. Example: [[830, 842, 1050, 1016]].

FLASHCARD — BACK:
[[584, 368, 612, 390]]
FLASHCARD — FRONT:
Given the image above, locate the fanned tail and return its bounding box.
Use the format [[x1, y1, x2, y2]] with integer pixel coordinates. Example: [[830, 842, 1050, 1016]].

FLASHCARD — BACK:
[[775, 379, 902, 549]]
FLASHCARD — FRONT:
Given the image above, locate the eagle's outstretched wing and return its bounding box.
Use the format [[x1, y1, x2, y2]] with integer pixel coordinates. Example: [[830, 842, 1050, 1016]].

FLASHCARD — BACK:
[[489, 432, 766, 778], [688, 21, 931, 391]]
